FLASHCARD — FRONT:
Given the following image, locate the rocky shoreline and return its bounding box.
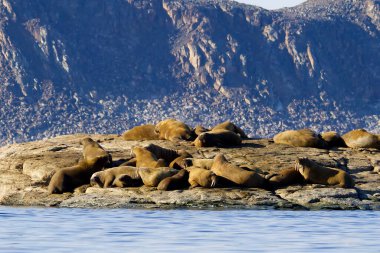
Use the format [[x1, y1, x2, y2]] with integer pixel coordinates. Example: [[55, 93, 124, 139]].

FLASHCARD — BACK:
[[0, 134, 379, 210]]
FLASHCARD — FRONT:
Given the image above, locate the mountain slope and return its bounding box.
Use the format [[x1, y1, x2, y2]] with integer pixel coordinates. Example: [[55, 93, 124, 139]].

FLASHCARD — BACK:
[[0, 0, 379, 144]]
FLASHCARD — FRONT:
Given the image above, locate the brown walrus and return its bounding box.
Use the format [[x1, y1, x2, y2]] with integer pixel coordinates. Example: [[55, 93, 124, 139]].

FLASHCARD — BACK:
[[81, 137, 111, 166], [155, 119, 193, 141], [186, 167, 218, 188], [212, 121, 248, 139], [138, 167, 178, 187], [118, 157, 137, 167], [321, 131, 347, 148], [132, 146, 167, 168], [144, 143, 191, 166], [90, 166, 141, 188], [122, 124, 159, 141], [48, 137, 111, 194], [295, 158, 355, 188], [273, 129, 327, 148], [157, 169, 190, 190], [193, 130, 242, 148], [169, 152, 193, 170], [211, 154, 266, 188], [182, 158, 214, 170], [342, 129, 380, 149], [112, 173, 144, 188], [265, 168, 305, 189]]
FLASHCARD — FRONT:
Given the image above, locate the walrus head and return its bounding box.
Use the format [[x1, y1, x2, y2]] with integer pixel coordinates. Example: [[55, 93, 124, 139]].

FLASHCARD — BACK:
[[80, 137, 97, 146], [214, 154, 228, 164], [193, 133, 208, 147], [210, 173, 218, 188], [294, 157, 309, 174], [90, 172, 103, 187], [182, 158, 194, 168], [131, 146, 143, 157]]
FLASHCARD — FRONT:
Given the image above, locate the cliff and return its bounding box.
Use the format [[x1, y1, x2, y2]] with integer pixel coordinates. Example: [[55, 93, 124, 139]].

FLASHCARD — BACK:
[[0, 0, 379, 144]]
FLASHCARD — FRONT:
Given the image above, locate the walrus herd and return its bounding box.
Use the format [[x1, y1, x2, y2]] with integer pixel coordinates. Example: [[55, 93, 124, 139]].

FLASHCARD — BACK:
[[48, 119, 380, 194]]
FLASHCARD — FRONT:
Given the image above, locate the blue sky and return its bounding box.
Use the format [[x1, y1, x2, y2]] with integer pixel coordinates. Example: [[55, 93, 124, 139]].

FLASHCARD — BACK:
[[235, 0, 307, 10]]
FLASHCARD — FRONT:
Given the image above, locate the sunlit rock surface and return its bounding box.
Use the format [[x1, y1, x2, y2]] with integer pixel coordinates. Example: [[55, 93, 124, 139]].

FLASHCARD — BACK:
[[1, 134, 379, 210]]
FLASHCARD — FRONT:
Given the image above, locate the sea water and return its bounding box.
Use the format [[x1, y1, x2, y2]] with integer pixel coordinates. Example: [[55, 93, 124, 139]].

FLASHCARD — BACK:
[[0, 207, 379, 252]]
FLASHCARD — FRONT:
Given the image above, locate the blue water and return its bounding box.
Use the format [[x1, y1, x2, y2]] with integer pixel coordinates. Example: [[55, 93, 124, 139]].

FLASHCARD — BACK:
[[0, 207, 379, 253]]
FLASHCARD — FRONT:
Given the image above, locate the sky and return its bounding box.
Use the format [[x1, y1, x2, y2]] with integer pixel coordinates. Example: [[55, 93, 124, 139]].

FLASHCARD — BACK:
[[235, 0, 307, 10]]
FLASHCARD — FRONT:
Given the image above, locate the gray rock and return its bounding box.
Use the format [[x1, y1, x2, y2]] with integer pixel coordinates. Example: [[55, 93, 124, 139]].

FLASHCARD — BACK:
[[0, 134, 379, 210]]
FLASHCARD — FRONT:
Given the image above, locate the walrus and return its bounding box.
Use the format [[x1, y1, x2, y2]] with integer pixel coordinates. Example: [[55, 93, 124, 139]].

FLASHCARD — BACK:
[[157, 169, 190, 190], [193, 130, 242, 148], [112, 173, 144, 188], [321, 131, 347, 148], [138, 167, 178, 187], [193, 125, 210, 136], [294, 157, 355, 188], [265, 168, 305, 189], [132, 146, 167, 168], [212, 121, 248, 139], [342, 129, 380, 149], [80, 137, 112, 166], [182, 158, 214, 170], [186, 167, 218, 188], [118, 157, 137, 167], [90, 166, 141, 188], [48, 137, 111, 194], [211, 154, 266, 188], [122, 124, 159, 141], [155, 119, 193, 141], [144, 143, 190, 165], [169, 152, 193, 170], [273, 129, 327, 148]]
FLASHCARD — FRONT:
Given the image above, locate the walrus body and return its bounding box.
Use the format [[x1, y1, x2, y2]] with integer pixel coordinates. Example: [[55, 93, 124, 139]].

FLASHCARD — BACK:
[[132, 146, 167, 168], [211, 154, 266, 188], [155, 119, 193, 141], [321, 131, 346, 148], [169, 152, 193, 170], [145, 144, 188, 164], [118, 157, 137, 167], [48, 161, 91, 194], [342, 129, 380, 149], [266, 168, 305, 189], [193, 125, 210, 136], [182, 158, 214, 170], [122, 124, 159, 141], [143, 143, 192, 169], [48, 137, 111, 194], [157, 169, 190, 190], [90, 166, 140, 188], [212, 121, 248, 139], [186, 167, 218, 188], [193, 130, 242, 148], [295, 158, 355, 188], [112, 173, 144, 188], [138, 167, 178, 187], [273, 129, 326, 148]]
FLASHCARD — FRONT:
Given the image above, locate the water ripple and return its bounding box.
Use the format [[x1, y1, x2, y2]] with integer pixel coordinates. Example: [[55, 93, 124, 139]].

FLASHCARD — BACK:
[[0, 207, 380, 252]]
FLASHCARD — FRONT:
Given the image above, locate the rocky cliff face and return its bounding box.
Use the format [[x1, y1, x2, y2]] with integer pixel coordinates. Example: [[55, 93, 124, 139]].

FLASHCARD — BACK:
[[0, 0, 379, 144]]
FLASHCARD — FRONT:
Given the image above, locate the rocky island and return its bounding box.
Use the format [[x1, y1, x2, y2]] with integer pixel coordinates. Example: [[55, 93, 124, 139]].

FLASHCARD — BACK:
[[1, 133, 379, 210]]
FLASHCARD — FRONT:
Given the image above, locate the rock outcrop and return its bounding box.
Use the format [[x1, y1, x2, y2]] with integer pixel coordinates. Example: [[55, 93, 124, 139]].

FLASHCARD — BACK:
[[0, 0, 379, 144], [1, 134, 380, 210]]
